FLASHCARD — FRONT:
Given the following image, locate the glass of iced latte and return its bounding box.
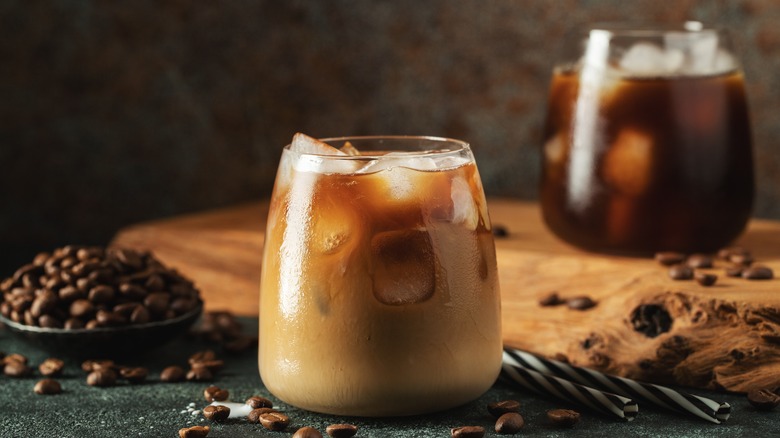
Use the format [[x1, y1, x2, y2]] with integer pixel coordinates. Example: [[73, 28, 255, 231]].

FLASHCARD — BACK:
[[541, 22, 754, 255], [259, 134, 502, 416]]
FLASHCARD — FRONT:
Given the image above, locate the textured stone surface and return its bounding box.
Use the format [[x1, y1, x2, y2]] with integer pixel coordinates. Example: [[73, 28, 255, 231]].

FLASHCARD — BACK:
[[1, 1, 780, 270], [0, 317, 777, 437]]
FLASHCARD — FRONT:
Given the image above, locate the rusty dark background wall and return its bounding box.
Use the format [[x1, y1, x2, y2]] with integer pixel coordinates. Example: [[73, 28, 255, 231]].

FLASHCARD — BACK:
[[1, 0, 779, 271]]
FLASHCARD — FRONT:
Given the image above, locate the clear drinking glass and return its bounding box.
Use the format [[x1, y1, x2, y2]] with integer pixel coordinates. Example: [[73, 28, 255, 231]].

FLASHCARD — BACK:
[[540, 22, 755, 255], [259, 135, 502, 416]]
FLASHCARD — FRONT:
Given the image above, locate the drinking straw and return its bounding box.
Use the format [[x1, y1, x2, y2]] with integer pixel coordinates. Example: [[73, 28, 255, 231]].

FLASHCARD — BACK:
[[501, 351, 638, 421], [503, 348, 730, 424]]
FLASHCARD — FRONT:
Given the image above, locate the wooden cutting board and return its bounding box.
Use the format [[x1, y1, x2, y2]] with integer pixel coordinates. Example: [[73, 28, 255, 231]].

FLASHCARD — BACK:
[[111, 198, 780, 392]]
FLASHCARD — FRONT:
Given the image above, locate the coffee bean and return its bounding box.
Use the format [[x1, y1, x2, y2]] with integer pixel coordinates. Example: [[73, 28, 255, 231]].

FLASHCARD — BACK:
[[539, 292, 563, 307], [38, 314, 63, 328], [547, 409, 581, 427], [293, 426, 323, 438], [492, 225, 509, 237], [70, 299, 95, 319], [245, 396, 274, 409], [119, 367, 148, 383], [729, 253, 754, 266], [160, 365, 185, 382], [171, 297, 198, 315], [686, 254, 713, 269], [5, 353, 28, 365], [186, 365, 213, 382], [179, 425, 210, 438], [34, 379, 62, 395], [87, 369, 117, 387], [130, 305, 151, 324], [747, 388, 780, 411], [450, 426, 485, 438], [145, 274, 165, 292], [64, 318, 85, 329], [81, 359, 116, 372], [668, 264, 693, 280], [88, 285, 115, 304], [38, 358, 65, 377], [259, 412, 290, 431], [203, 405, 230, 422], [114, 248, 144, 270], [655, 252, 686, 266], [567, 296, 597, 310], [58, 285, 84, 302], [694, 272, 717, 286], [30, 291, 58, 318], [96, 310, 127, 327], [118, 283, 147, 300], [495, 412, 524, 434], [487, 399, 521, 418], [4, 360, 32, 377], [247, 408, 276, 424], [203, 385, 229, 402], [325, 424, 358, 438], [144, 292, 171, 314], [742, 266, 774, 280], [725, 266, 744, 277]]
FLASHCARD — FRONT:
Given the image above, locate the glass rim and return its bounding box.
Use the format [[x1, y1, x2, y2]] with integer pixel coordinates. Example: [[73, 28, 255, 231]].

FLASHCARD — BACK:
[[585, 21, 727, 37], [283, 135, 471, 160]]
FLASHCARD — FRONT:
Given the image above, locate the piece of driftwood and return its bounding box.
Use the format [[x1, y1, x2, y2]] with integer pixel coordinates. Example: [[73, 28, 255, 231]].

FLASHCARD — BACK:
[[111, 199, 780, 392]]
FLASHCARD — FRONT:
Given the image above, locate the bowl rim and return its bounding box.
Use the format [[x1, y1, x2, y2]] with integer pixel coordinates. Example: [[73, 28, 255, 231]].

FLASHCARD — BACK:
[[0, 301, 203, 336]]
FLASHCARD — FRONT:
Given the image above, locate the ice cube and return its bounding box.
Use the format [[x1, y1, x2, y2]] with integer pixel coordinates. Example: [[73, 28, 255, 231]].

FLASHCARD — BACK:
[[601, 129, 654, 195], [290, 133, 360, 174], [371, 230, 435, 305], [290, 133, 347, 156], [619, 43, 679, 75], [339, 141, 361, 156], [450, 176, 479, 230], [311, 198, 359, 255]]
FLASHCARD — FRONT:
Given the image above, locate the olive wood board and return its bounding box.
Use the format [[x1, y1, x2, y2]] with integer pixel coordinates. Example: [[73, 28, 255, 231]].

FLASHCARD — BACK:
[[111, 198, 780, 392]]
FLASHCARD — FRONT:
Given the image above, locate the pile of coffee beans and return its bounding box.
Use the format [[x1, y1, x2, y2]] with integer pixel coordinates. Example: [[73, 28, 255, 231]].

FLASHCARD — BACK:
[[656, 247, 774, 286], [0, 245, 202, 329], [747, 388, 780, 411]]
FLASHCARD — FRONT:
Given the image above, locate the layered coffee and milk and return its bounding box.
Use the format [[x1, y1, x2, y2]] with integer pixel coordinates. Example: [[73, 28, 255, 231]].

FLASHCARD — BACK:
[[259, 134, 502, 416]]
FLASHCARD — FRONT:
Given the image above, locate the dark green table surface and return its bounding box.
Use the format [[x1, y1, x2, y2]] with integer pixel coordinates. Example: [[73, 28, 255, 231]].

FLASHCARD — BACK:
[[1, 317, 777, 438]]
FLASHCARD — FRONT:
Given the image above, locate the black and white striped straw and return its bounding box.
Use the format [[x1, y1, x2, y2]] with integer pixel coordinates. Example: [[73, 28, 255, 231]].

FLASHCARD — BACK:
[[503, 347, 730, 424], [501, 351, 639, 421]]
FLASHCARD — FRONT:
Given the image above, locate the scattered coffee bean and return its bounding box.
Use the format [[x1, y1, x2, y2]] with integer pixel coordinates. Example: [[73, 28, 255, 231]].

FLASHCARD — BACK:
[[86, 369, 117, 387], [4, 353, 28, 365], [547, 409, 581, 428], [4, 360, 32, 377], [487, 399, 521, 418], [325, 424, 358, 438], [668, 264, 694, 280], [539, 292, 563, 307], [492, 225, 509, 237], [81, 359, 115, 372], [119, 367, 148, 384], [695, 272, 717, 287], [725, 266, 744, 277], [655, 252, 685, 266], [567, 296, 597, 310], [246, 396, 274, 409], [203, 385, 229, 402], [247, 408, 277, 424], [293, 426, 324, 438], [495, 412, 524, 434], [742, 265, 774, 280], [259, 412, 290, 431], [686, 254, 713, 269], [202, 405, 230, 422], [38, 358, 65, 377], [160, 365, 186, 383], [189, 350, 217, 364], [451, 426, 485, 438], [186, 365, 213, 382], [747, 388, 780, 411], [179, 425, 210, 438], [34, 379, 62, 395], [223, 335, 256, 354]]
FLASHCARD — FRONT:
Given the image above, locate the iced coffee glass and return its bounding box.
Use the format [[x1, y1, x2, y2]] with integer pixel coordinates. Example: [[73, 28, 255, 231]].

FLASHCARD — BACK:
[[541, 22, 754, 255], [259, 134, 502, 416]]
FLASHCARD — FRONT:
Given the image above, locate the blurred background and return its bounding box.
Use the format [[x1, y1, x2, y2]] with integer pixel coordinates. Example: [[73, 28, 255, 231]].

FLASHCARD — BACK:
[[1, 0, 779, 273]]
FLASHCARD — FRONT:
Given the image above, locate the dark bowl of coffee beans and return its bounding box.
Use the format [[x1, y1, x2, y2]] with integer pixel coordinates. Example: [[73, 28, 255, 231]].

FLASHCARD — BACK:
[[0, 245, 204, 358]]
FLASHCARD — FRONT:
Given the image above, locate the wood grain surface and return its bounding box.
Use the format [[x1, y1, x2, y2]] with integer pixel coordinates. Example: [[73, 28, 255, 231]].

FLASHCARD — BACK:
[[111, 198, 780, 391]]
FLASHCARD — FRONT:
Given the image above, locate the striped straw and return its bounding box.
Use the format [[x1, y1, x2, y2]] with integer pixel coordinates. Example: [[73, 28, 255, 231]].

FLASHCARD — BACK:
[[504, 347, 730, 424], [501, 351, 638, 421]]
